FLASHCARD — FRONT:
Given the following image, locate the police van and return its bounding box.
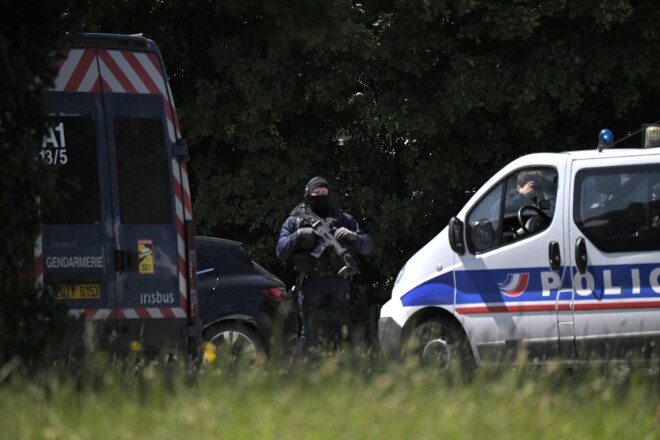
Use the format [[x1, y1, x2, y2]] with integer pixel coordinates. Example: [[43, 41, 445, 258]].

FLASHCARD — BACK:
[[379, 130, 660, 370], [38, 33, 199, 357]]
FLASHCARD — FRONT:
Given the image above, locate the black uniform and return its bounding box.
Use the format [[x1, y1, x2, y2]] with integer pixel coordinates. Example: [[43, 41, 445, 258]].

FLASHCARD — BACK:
[[276, 177, 373, 358]]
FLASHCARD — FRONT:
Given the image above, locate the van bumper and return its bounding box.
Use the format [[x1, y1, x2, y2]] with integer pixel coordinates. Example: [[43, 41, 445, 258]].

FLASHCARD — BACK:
[[45, 317, 202, 360], [115, 317, 202, 358], [378, 317, 402, 359]]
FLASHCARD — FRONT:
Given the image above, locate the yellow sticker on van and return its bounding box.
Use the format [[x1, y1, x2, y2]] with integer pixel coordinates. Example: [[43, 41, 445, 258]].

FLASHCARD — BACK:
[[138, 240, 154, 274]]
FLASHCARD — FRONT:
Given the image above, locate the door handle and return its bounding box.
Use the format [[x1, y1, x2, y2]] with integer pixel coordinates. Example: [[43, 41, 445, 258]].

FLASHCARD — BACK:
[[115, 249, 137, 271], [575, 237, 587, 274], [548, 241, 561, 271]]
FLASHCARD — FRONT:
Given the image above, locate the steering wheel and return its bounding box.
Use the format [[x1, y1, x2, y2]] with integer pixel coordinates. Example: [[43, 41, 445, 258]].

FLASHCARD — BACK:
[[517, 205, 550, 234]]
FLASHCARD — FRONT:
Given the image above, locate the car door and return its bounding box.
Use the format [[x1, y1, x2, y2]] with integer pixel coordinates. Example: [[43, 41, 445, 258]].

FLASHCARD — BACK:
[[568, 157, 660, 361], [457, 163, 568, 363]]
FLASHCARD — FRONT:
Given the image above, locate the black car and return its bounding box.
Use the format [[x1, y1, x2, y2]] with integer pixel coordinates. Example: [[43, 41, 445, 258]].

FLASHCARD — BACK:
[[195, 236, 298, 365]]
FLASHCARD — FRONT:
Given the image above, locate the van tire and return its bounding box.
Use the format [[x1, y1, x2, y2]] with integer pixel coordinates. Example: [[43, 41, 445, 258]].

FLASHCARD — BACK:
[[404, 318, 475, 376], [204, 322, 266, 367]]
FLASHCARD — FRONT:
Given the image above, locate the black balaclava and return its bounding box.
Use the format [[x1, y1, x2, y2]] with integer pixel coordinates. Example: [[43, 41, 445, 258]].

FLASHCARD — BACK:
[[304, 176, 331, 216]]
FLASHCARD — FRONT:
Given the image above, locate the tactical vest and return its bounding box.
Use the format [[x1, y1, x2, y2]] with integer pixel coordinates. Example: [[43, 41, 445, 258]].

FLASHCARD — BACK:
[[290, 203, 355, 274]]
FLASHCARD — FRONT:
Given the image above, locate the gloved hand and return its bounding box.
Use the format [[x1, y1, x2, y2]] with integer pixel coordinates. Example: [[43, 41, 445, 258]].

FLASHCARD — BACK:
[[334, 227, 358, 243], [297, 227, 316, 242]]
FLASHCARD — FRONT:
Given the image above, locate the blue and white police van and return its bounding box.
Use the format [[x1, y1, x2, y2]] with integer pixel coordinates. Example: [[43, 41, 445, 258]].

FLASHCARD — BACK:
[[37, 33, 200, 358], [379, 129, 660, 371]]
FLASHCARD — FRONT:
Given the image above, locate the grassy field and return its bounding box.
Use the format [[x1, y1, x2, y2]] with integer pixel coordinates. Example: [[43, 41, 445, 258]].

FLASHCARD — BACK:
[[1, 354, 658, 440]]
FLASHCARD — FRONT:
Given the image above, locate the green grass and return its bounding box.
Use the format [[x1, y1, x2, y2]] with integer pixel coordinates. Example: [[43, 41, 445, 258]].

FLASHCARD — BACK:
[[1, 355, 658, 440]]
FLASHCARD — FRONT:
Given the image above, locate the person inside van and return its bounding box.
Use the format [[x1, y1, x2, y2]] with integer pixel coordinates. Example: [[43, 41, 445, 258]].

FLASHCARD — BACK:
[[499, 170, 545, 219], [515, 170, 544, 204], [587, 175, 621, 211], [471, 168, 559, 252]]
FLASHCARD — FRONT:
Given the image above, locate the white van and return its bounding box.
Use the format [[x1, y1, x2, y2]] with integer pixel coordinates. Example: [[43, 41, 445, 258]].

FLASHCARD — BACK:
[[379, 141, 660, 370]]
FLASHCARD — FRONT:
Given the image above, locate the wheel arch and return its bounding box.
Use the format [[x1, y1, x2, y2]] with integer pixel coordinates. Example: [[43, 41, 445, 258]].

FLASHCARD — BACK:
[[204, 313, 259, 331], [203, 315, 267, 349], [401, 306, 476, 360]]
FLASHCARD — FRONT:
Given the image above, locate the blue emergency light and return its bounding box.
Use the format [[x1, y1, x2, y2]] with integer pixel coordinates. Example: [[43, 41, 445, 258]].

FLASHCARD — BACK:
[[597, 128, 613, 151]]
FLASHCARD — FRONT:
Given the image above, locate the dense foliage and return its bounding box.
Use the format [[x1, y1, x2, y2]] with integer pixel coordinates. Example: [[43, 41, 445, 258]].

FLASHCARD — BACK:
[[82, 0, 660, 303], [2, 1, 660, 360], [0, 1, 79, 364]]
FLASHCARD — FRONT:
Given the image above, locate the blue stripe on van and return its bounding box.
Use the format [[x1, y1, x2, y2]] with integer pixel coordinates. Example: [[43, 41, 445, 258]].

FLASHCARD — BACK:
[[400, 272, 454, 307], [400, 263, 660, 309]]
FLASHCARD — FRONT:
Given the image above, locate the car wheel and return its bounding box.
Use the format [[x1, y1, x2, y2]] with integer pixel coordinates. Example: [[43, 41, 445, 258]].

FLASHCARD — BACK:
[[204, 322, 266, 367], [404, 318, 475, 376]]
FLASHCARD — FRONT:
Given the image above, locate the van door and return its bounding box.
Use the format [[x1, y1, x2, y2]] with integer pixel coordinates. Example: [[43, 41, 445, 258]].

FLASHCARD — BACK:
[[41, 91, 116, 329], [458, 164, 569, 362], [104, 93, 180, 324], [569, 158, 660, 361]]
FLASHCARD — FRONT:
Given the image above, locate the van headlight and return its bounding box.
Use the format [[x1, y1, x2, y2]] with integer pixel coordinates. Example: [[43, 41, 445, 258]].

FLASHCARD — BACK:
[[394, 264, 406, 287]]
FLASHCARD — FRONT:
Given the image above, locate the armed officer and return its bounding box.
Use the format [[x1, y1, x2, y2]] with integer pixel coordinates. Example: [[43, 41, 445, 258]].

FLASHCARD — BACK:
[[276, 176, 373, 359]]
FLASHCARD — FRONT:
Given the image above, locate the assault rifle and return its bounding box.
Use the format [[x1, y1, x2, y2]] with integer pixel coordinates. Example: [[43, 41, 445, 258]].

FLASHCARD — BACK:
[[300, 208, 359, 278]]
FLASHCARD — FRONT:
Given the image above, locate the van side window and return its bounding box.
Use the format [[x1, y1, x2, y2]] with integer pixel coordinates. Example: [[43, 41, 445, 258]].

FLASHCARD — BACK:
[[574, 165, 660, 252], [114, 118, 172, 224], [466, 183, 502, 253], [467, 167, 557, 253], [41, 116, 101, 225]]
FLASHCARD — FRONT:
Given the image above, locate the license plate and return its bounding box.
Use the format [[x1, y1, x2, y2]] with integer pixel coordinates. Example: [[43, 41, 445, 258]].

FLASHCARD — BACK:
[[52, 284, 101, 300]]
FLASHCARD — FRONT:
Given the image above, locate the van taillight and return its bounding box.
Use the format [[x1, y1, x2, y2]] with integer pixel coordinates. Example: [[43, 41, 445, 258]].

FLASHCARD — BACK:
[[262, 287, 286, 302], [14, 256, 32, 288], [17, 267, 30, 282]]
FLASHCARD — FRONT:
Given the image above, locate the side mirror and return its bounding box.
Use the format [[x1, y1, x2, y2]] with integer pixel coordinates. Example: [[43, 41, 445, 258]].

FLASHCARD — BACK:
[[448, 217, 465, 255]]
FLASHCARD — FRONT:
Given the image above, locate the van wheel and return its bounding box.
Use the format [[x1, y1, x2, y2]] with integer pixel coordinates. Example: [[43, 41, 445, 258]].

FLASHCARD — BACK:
[[404, 318, 474, 375], [203, 323, 266, 368]]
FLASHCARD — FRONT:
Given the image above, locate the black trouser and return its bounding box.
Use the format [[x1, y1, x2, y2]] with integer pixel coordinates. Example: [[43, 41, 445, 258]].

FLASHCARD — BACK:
[[297, 275, 351, 357]]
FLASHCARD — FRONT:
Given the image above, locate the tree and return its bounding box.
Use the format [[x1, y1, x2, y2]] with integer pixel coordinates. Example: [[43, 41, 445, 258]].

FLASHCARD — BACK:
[[180, 0, 660, 304], [0, 1, 83, 365]]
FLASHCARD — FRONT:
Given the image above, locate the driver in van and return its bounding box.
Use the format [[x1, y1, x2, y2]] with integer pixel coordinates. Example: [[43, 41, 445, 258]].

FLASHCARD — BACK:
[[491, 170, 555, 241], [515, 171, 544, 205], [498, 170, 544, 218]]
